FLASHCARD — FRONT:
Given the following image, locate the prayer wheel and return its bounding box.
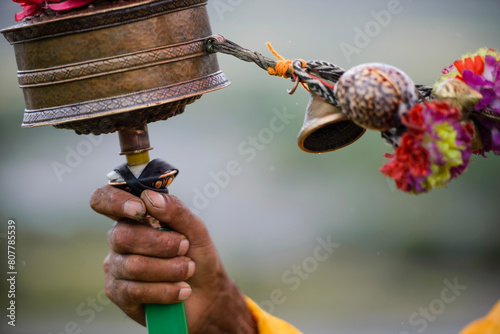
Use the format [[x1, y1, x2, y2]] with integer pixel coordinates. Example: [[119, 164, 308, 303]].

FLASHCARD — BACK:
[[2, 1, 231, 333], [1, 0, 230, 135]]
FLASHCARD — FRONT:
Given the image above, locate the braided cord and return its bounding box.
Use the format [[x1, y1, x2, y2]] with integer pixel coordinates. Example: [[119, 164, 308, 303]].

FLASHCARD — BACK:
[[292, 60, 341, 107], [207, 38, 285, 75], [207, 37, 434, 104]]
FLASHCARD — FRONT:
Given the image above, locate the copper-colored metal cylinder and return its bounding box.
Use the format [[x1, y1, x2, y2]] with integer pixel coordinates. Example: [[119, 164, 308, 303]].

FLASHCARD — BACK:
[[1, 0, 230, 135], [119, 124, 152, 156]]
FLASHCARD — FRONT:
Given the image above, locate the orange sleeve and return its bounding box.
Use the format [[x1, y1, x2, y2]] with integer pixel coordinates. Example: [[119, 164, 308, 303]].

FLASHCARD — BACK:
[[245, 297, 303, 334], [460, 299, 500, 334], [247, 297, 500, 334]]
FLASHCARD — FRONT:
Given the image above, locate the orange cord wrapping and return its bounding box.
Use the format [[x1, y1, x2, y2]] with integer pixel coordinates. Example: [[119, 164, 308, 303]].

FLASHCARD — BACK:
[[266, 42, 309, 92], [266, 42, 307, 77]]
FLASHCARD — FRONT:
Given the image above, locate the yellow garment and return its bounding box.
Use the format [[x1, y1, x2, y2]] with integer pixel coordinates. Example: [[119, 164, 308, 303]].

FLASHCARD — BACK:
[[245, 297, 303, 334], [246, 297, 500, 334], [461, 299, 500, 334]]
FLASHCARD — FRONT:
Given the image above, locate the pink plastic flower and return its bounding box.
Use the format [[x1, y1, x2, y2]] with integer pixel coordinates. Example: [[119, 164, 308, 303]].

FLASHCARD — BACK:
[[13, 0, 95, 21], [13, 0, 51, 21]]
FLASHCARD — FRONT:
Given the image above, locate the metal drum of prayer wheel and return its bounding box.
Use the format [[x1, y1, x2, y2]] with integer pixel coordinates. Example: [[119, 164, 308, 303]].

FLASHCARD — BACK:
[[1, 0, 230, 135]]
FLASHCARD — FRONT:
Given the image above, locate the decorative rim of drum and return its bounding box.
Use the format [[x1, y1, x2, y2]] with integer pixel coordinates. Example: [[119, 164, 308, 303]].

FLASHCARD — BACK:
[[1, 0, 208, 44]]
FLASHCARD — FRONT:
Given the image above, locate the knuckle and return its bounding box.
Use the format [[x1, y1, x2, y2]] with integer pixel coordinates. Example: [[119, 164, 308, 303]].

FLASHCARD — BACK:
[[104, 276, 114, 300], [172, 259, 190, 279], [156, 233, 178, 256], [106, 225, 116, 247], [110, 224, 132, 251], [104, 252, 124, 277], [168, 196, 195, 223], [89, 187, 105, 211], [124, 281, 142, 302], [168, 195, 185, 215], [104, 274, 122, 306], [103, 254, 111, 274], [124, 255, 144, 279]]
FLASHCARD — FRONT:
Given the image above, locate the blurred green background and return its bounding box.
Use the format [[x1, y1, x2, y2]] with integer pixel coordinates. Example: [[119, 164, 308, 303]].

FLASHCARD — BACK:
[[1, 0, 499, 333]]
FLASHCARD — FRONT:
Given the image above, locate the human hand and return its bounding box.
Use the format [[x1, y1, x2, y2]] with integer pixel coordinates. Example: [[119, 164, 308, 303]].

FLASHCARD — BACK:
[[90, 186, 257, 334]]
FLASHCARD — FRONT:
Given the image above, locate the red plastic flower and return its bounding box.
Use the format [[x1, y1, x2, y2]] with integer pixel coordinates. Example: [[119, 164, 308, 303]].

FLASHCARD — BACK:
[[381, 132, 430, 193], [454, 55, 485, 78], [402, 103, 424, 134], [381, 101, 473, 194]]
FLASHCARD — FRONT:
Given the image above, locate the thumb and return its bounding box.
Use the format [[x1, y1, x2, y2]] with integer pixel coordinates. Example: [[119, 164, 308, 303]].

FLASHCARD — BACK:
[[140, 190, 211, 248]]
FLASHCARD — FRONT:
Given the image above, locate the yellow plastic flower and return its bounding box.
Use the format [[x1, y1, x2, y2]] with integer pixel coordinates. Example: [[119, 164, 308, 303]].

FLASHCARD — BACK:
[[422, 122, 465, 189]]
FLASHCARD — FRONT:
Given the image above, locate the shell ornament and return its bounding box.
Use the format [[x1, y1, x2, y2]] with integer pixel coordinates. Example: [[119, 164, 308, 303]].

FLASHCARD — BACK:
[[334, 63, 418, 131]]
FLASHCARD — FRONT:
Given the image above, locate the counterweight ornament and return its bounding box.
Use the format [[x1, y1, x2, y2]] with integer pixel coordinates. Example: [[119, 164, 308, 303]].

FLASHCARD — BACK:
[[208, 40, 500, 194]]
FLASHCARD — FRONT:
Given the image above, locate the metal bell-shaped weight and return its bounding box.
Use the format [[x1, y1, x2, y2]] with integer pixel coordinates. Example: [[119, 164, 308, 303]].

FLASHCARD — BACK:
[[298, 89, 366, 153]]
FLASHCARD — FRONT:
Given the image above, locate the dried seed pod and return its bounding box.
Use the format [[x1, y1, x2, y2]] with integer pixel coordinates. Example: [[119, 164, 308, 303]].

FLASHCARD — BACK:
[[435, 78, 483, 113], [334, 63, 418, 130]]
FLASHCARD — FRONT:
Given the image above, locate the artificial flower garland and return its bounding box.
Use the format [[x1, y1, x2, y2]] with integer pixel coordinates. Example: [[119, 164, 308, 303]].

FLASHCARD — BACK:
[[381, 48, 500, 194]]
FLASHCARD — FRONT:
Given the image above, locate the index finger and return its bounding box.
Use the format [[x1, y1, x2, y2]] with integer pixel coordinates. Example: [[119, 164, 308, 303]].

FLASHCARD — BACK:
[[90, 185, 146, 221]]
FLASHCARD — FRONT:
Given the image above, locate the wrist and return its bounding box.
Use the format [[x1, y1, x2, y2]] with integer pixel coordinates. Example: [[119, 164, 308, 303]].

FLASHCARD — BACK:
[[223, 280, 258, 334], [197, 275, 258, 334]]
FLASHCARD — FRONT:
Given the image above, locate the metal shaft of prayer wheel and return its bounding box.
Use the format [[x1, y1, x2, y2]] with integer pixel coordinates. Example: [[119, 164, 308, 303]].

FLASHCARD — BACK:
[[1, 1, 231, 333]]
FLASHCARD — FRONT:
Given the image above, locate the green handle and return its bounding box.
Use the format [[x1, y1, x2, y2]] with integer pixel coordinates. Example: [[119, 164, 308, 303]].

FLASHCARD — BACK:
[[145, 303, 188, 334], [145, 227, 189, 334]]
